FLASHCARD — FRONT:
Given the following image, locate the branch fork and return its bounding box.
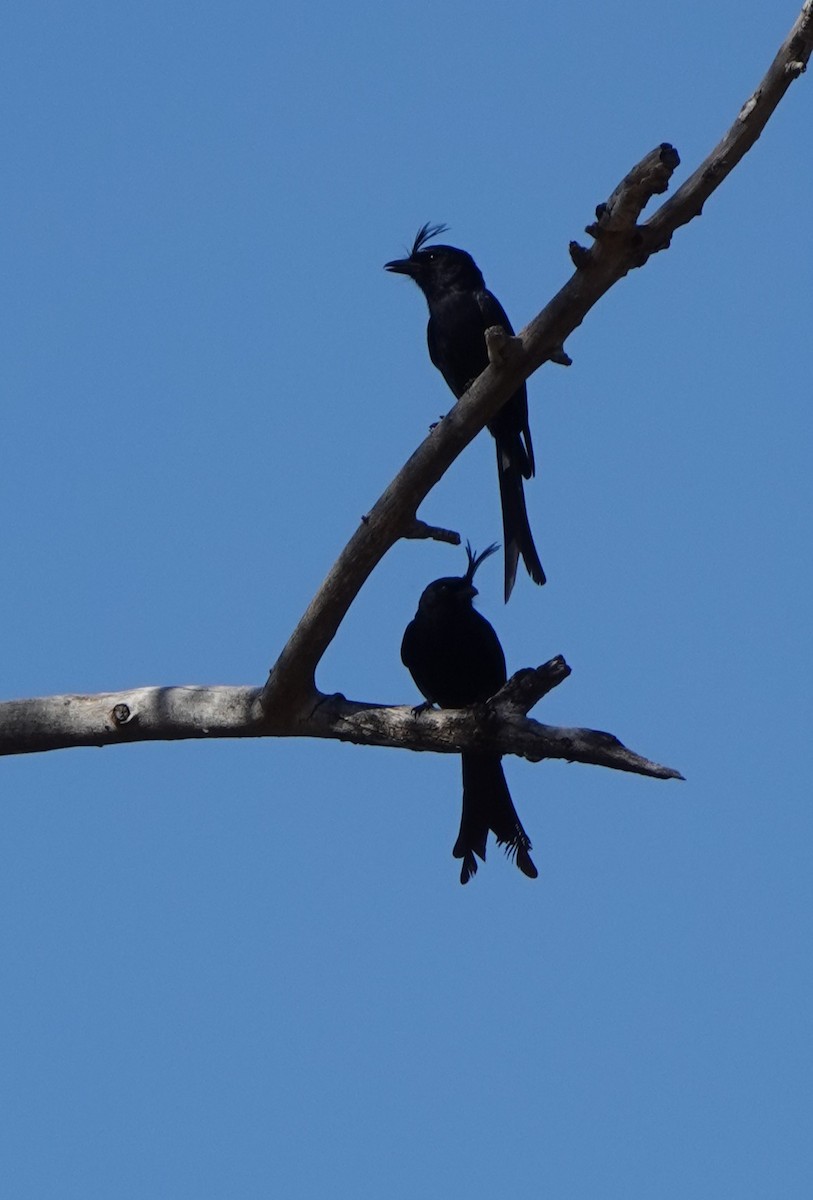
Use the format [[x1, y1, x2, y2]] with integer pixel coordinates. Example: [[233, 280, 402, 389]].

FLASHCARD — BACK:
[[1, 4, 810, 776]]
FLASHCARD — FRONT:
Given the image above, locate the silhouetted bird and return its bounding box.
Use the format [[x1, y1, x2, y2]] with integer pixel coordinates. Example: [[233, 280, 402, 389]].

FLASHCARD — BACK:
[[386, 223, 545, 601], [401, 543, 538, 884]]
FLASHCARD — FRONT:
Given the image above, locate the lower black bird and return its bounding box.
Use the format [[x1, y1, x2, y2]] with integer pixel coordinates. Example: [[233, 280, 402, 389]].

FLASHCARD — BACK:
[[401, 543, 538, 884], [386, 223, 545, 601]]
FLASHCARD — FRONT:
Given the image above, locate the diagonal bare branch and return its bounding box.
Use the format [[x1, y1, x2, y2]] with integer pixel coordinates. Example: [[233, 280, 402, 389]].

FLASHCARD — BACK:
[[647, 1, 813, 244], [261, 2, 812, 719]]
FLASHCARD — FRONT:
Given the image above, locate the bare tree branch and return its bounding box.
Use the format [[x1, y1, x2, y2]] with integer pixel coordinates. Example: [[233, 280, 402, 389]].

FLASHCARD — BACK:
[[0, 659, 683, 782], [647, 1, 813, 244], [261, 2, 813, 718], [0, 686, 264, 757], [1, 5, 809, 775]]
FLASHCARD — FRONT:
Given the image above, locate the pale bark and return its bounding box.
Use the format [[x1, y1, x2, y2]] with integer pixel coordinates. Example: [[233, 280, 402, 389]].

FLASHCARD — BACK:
[[0, 661, 682, 782], [1, 3, 810, 775]]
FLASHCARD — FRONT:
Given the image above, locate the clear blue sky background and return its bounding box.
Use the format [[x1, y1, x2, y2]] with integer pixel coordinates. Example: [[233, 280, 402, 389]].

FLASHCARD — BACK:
[[1, 2, 811, 1196]]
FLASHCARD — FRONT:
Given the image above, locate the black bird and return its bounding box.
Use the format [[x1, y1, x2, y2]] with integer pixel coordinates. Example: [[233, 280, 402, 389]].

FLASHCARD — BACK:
[[386, 223, 545, 601], [401, 543, 538, 884]]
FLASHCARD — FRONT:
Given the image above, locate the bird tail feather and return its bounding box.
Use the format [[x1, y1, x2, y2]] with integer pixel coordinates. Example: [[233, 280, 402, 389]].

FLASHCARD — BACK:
[[497, 445, 545, 600], [456, 753, 538, 883]]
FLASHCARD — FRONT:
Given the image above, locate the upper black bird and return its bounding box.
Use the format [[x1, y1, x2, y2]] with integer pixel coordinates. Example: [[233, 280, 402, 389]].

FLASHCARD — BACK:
[[401, 543, 538, 884], [386, 223, 545, 601]]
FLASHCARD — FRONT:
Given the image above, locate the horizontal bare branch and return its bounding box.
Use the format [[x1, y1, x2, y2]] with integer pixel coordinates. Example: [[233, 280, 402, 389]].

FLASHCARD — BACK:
[[0, 686, 265, 755], [308, 695, 683, 781], [0, 661, 682, 780]]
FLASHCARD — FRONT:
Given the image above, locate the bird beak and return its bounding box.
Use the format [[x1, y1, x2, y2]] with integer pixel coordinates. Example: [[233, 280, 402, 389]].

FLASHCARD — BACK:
[[384, 257, 415, 276]]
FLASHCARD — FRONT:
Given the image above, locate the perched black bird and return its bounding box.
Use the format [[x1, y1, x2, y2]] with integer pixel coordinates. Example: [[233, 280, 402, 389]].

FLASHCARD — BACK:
[[401, 543, 538, 884], [386, 223, 545, 601]]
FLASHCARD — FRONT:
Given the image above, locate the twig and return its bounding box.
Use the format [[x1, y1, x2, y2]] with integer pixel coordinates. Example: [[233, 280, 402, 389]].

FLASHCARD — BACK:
[[401, 518, 461, 544]]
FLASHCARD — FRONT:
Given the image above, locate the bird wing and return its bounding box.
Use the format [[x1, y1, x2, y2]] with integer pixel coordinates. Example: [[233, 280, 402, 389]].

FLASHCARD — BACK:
[[477, 288, 535, 479], [475, 288, 515, 336]]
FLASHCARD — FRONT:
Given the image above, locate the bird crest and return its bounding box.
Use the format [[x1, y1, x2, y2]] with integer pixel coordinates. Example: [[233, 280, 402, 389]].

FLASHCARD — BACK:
[[411, 221, 449, 256], [464, 541, 500, 584]]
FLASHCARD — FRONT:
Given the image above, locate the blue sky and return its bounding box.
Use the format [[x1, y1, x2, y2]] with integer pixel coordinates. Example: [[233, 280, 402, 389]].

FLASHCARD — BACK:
[[1, 2, 811, 1196]]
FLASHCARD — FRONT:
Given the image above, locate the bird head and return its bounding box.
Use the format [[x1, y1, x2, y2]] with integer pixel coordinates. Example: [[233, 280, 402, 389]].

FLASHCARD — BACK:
[[417, 542, 499, 613], [385, 223, 485, 300]]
